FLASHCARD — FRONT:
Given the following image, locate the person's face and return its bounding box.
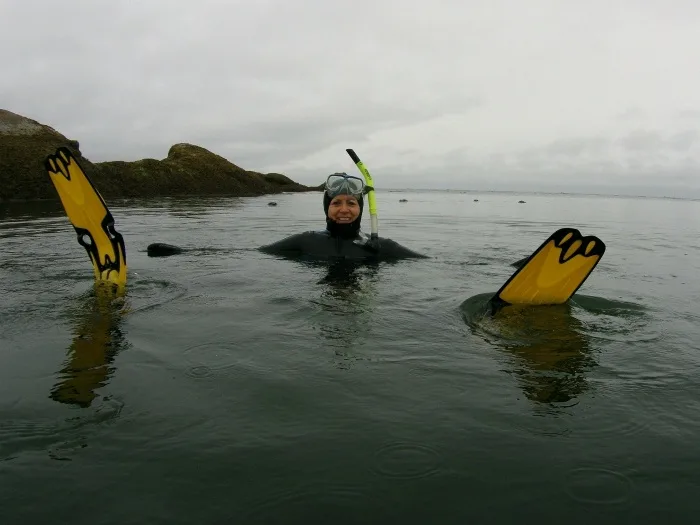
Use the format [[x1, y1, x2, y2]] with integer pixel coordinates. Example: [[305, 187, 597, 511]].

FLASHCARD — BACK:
[[327, 194, 360, 224]]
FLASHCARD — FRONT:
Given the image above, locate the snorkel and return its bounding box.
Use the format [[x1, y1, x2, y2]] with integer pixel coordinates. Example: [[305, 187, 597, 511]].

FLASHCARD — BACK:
[[346, 149, 378, 249]]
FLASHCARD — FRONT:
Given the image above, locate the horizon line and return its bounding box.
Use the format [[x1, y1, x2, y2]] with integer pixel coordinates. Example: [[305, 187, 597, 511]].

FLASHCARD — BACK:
[[354, 187, 700, 202]]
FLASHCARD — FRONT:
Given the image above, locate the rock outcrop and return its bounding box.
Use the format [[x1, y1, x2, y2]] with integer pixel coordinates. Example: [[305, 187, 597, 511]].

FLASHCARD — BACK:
[[0, 109, 322, 201]]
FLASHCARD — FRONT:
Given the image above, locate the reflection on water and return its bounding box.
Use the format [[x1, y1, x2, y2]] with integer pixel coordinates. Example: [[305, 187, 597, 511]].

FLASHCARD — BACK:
[[306, 261, 379, 368], [50, 282, 130, 408], [316, 260, 379, 298], [0, 199, 66, 223], [120, 195, 246, 218], [461, 293, 597, 404], [493, 303, 596, 404]]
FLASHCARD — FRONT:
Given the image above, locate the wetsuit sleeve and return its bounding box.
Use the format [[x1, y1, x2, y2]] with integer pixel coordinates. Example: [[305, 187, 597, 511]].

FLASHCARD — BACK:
[[258, 232, 308, 256], [377, 238, 429, 259]]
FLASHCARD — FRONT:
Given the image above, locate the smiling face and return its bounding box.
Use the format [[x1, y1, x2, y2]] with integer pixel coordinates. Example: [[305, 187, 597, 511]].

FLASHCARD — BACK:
[[327, 194, 361, 224]]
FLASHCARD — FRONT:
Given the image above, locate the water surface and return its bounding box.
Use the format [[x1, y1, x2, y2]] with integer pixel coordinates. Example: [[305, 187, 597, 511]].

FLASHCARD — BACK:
[[1, 190, 699, 524]]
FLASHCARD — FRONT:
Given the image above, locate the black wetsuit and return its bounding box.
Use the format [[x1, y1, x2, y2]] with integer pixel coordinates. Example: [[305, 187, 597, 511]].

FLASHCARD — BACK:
[[258, 191, 426, 262], [259, 229, 426, 262]]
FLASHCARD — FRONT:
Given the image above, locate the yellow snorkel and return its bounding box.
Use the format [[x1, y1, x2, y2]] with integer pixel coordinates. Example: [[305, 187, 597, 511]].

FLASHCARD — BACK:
[[346, 149, 378, 245]]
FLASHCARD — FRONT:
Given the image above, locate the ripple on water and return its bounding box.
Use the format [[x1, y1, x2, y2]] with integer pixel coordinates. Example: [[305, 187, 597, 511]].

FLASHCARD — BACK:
[[508, 379, 656, 439], [595, 369, 700, 440], [568, 390, 653, 439], [242, 483, 372, 523], [0, 396, 124, 462], [582, 315, 660, 344], [570, 295, 659, 344], [185, 365, 214, 378], [127, 278, 188, 313], [564, 467, 633, 505], [370, 441, 444, 480], [182, 341, 268, 378], [510, 405, 575, 438]]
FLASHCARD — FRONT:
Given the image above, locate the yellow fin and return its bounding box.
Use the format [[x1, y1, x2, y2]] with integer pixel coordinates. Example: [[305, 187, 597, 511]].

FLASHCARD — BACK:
[[45, 147, 127, 288], [493, 228, 605, 306]]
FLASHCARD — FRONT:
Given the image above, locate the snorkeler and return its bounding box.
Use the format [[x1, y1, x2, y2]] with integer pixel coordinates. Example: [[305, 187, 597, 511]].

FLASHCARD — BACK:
[[43, 146, 607, 309], [258, 173, 427, 261]]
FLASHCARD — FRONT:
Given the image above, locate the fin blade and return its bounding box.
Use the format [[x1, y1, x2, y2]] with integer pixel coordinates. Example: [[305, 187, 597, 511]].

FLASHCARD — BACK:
[[45, 147, 127, 288], [493, 228, 605, 306]]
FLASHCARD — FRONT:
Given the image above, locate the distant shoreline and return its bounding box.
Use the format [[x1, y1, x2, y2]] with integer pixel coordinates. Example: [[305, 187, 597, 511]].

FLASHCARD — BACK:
[[376, 187, 700, 202]]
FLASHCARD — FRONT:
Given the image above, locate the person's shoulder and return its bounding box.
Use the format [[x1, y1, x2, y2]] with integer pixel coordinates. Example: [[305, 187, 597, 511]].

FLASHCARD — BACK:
[[377, 236, 399, 246], [377, 237, 429, 259], [259, 231, 311, 253], [376, 237, 404, 249]]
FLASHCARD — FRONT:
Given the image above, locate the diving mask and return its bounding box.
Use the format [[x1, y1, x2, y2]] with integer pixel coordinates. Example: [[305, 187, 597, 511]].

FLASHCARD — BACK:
[[325, 173, 365, 197]]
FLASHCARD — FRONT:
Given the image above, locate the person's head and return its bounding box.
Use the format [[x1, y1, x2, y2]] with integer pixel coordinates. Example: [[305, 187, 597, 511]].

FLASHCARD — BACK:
[[327, 194, 361, 223], [323, 173, 365, 238]]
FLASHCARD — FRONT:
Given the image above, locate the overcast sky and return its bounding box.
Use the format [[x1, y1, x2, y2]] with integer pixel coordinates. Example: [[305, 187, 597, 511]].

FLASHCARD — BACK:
[[2, 0, 699, 196]]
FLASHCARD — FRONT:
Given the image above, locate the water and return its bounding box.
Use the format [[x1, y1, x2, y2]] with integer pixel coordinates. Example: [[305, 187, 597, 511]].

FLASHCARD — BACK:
[[1, 189, 700, 524]]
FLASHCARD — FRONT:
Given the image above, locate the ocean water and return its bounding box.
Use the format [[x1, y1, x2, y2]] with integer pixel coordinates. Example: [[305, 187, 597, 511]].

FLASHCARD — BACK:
[[1, 189, 699, 524]]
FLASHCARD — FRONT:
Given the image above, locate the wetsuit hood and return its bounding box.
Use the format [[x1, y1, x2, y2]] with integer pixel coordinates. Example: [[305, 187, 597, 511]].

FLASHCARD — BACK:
[[323, 191, 364, 239]]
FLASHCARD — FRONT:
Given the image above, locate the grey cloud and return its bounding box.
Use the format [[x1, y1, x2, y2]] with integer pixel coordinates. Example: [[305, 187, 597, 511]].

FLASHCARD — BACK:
[[543, 137, 610, 157], [616, 130, 664, 152], [676, 109, 700, 119], [2, 0, 700, 197], [373, 128, 700, 196], [667, 130, 698, 152], [141, 95, 485, 170], [615, 107, 645, 121]]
